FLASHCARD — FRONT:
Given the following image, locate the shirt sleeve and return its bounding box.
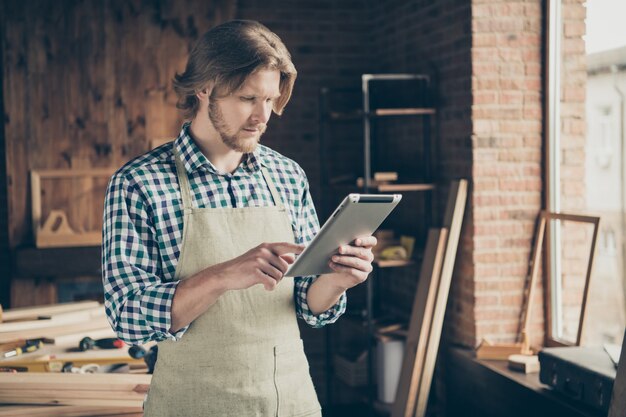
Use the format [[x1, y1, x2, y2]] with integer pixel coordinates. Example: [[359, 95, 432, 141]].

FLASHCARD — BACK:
[[102, 171, 188, 345], [292, 166, 346, 328]]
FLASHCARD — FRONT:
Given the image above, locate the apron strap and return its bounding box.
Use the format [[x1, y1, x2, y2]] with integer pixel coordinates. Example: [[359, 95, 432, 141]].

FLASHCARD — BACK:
[[260, 167, 285, 210], [174, 151, 193, 210]]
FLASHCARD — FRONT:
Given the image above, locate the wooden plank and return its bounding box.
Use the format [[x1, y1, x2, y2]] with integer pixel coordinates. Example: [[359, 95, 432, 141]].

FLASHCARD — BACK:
[[0, 405, 142, 417], [0, 315, 111, 343], [0, 389, 144, 401], [392, 228, 448, 417], [0, 396, 141, 408], [414, 179, 468, 417], [0, 307, 104, 332], [1, 301, 100, 322], [0, 372, 151, 389]]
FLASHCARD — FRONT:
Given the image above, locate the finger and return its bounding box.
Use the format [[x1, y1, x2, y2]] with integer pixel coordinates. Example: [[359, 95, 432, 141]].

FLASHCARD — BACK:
[[328, 261, 369, 278], [257, 259, 284, 280], [280, 253, 296, 264], [354, 236, 377, 248], [331, 255, 373, 273], [257, 273, 277, 291], [268, 254, 290, 274], [266, 242, 306, 255], [338, 245, 373, 261]]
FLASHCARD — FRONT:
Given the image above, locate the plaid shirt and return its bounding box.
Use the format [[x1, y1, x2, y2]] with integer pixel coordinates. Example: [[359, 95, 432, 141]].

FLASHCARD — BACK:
[[102, 123, 346, 345]]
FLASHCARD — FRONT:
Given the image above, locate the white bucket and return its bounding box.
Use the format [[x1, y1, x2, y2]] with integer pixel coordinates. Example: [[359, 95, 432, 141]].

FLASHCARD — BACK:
[[376, 338, 405, 403]]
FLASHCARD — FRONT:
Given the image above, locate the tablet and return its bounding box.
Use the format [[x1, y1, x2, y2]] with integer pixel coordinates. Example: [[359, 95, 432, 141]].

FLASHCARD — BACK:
[[285, 194, 402, 277]]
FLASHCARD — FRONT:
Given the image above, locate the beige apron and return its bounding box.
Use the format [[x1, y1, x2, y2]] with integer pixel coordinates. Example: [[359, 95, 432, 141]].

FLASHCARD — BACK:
[[143, 151, 322, 417]]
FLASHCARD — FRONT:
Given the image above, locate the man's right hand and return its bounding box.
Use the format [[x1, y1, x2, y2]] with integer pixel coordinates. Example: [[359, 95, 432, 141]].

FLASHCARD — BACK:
[[210, 242, 304, 291], [170, 242, 304, 333]]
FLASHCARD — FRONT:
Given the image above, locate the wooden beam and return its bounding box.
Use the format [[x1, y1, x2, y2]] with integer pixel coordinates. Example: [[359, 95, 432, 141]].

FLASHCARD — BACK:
[[1, 301, 100, 322], [414, 179, 468, 417], [0, 405, 142, 417], [392, 228, 448, 417]]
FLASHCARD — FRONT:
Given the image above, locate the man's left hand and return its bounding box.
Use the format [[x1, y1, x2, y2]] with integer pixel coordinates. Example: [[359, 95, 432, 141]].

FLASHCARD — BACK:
[[326, 235, 377, 290]]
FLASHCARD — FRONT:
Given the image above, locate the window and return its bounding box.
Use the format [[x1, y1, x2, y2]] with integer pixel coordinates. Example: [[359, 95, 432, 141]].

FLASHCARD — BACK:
[[545, 0, 626, 346]]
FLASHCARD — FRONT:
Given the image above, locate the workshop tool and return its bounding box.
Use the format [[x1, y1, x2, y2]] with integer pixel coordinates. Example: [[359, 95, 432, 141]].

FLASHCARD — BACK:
[[129, 345, 158, 374], [79, 337, 124, 351], [2, 340, 43, 358]]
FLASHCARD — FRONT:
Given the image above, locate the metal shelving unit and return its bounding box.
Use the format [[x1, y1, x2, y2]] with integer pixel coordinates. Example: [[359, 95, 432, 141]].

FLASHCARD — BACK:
[[320, 74, 437, 414]]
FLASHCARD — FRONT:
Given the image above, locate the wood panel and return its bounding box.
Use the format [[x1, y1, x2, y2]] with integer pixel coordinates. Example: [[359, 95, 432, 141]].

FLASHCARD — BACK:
[[1, 0, 237, 248]]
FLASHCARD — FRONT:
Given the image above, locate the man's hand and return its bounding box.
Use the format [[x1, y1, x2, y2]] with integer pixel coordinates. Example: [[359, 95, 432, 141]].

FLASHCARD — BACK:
[[170, 241, 303, 333], [210, 242, 304, 291], [326, 235, 377, 290]]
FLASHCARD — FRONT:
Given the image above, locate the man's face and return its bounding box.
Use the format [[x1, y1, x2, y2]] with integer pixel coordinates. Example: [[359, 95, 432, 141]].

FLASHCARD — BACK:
[[208, 69, 281, 153]]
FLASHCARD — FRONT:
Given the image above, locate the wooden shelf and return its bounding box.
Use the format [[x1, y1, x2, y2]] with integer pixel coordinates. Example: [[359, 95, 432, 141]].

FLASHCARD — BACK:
[[373, 107, 436, 116], [374, 259, 415, 268], [327, 107, 436, 120], [328, 182, 436, 193], [373, 183, 435, 192]]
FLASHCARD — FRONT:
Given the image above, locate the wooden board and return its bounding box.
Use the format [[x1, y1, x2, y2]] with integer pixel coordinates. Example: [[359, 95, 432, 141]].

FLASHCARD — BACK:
[[0, 315, 111, 343], [0, 306, 104, 332], [1, 301, 101, 322], [0, 405, 142, 417], [414, 179, 468, 417], [392, 179, 468, 417], [392, 228, 448, 417], [0, 373, 150, 408]]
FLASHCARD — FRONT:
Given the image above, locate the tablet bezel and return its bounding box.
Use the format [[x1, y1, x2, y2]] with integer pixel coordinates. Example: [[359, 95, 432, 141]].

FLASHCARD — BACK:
[[285, 193, 402, 277]]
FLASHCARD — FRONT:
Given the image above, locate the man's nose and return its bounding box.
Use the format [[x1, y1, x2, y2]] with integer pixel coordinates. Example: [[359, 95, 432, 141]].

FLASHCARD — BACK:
[[251, 101, 272, 125]]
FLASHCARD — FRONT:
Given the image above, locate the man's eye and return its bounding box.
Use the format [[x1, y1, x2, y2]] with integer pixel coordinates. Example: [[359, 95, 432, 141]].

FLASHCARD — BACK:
[[241, 96, 255, 102]]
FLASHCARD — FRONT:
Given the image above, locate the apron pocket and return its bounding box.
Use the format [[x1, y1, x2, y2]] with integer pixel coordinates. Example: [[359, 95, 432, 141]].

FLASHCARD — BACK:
[[273, 339, 321, 417]]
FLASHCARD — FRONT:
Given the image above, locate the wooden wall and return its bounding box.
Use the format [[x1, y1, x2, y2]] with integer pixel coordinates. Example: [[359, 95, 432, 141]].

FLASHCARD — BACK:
[[1, 0, 236, 248]]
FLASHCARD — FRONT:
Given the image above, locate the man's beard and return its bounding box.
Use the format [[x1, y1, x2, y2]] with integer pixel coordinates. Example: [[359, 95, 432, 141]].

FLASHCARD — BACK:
[[208, 101, 267, 153]]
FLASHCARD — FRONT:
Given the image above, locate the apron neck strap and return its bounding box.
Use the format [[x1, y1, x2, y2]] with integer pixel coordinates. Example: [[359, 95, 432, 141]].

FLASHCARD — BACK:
[[174, 151, 193, 210], [174, 149, 284, 211], [260, 167, 285, 210]]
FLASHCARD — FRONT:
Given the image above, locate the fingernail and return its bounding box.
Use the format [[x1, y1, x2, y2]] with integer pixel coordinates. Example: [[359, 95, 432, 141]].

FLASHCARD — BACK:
[[332, 256, 338, 261], [356, 239, 361, 245]]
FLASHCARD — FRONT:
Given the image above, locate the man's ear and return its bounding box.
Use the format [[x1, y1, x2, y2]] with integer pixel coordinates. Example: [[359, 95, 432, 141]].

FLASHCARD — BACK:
[[196, 84, 214, 103]]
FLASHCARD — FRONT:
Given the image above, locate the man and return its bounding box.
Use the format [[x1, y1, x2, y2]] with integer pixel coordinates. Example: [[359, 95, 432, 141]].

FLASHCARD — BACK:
[[102, 20, 376, 416]]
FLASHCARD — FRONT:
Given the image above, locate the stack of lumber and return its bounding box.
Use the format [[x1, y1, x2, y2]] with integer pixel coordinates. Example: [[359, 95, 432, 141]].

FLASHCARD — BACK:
[[0, 301, 115, 345], [0, 373, 149, 415], [0, 301, 149, 416]]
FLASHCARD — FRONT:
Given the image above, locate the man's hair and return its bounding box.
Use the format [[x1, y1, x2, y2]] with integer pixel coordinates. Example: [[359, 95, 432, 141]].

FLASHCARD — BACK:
[[173, 20, 297, 119]]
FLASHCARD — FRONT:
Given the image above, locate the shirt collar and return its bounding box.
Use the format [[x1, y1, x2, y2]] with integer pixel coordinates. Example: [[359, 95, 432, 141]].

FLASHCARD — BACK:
[[173, 122, 266, 176]]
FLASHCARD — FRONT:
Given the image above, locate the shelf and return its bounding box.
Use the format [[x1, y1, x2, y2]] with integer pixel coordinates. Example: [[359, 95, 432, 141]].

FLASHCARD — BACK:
[[374, 259, 415, 268], [328, 182, 436, 193], [373, 108, 436, 116], [327, 107, 436, 120], [373, 183, 435, 192]]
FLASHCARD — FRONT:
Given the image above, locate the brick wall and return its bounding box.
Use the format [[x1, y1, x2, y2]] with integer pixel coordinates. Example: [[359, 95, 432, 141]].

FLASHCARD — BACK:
[[371, 0, 475, 346], [470, 0, 544, 346]]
